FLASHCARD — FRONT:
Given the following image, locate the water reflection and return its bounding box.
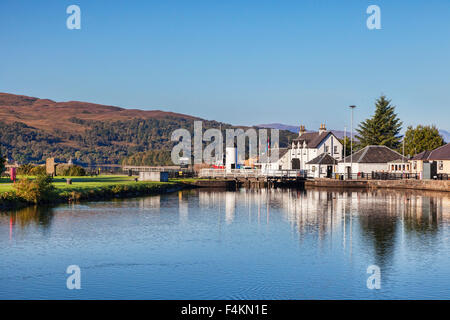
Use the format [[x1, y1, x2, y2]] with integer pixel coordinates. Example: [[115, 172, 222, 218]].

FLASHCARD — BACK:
[[1, 206, 55, 238], [196, 187, 450, 267], [0, 187, 449, 299]]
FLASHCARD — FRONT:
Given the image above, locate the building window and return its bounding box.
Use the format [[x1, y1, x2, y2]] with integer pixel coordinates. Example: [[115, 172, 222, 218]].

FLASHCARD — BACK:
[[325, 146, 329, 153], [334, 146, 338, 154], [391, 165, 394, 171], [439, 161, 443, 170], [413, 161, 417, 170]]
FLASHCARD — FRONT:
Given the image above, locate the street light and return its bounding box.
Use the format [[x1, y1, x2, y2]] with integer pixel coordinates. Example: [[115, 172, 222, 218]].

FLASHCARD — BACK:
[[349, 105, 356, 178]]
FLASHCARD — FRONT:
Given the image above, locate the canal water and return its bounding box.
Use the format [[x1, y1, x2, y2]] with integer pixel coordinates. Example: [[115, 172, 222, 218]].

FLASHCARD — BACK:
[[0, 188, 449, 299]]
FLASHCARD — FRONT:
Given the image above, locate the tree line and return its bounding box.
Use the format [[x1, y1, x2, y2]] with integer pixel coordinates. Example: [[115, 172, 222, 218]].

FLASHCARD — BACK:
[[341, 95, 445, 157]]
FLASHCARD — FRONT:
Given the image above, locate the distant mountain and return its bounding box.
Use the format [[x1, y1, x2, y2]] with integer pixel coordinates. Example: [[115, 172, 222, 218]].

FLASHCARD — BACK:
[[257, 123, 357, 140], [439, 130, 450, 143], [0, 93, 296, 164]]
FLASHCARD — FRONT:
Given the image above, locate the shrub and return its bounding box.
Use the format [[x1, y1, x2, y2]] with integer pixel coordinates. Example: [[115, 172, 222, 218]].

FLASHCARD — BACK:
[[29, 165, 46, 176], [13, 174, 56, 203], [56, 164, 86, 176], [17, 163, 34, 175]]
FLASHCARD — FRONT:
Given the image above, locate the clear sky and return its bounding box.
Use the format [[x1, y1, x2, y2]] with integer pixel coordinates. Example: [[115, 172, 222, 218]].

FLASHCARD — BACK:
[[1, 0, 449, 131]]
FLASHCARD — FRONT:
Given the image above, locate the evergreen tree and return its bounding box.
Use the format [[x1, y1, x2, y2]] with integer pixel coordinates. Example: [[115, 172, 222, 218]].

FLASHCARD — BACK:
[[0, 147, 5, 175], [403, 125, 444, 157], [356, 96, 402, 149], [338, 136, 355, 157]]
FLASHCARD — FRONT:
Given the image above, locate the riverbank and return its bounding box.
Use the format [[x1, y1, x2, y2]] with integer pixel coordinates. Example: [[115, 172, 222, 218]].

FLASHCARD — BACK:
[[0, 175, 193, 211], [305, 178, 450, 192]]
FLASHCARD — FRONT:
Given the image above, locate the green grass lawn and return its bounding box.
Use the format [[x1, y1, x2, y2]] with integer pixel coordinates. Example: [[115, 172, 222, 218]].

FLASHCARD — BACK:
[[0, 175, 175, 193]]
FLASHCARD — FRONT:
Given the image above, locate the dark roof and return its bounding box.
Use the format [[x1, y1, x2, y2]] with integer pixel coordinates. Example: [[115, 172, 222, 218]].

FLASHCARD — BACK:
[[292, 131, 333, 148], [306, 153, 338, 165], [428, 143, 450, 160], [411, 150, 432, 160], [340, 145, 405, 164]]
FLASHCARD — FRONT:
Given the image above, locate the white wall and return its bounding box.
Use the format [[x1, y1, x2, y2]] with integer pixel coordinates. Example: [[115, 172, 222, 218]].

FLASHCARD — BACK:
[[290, 134, 343, 170], [337, 163, 388, 175]]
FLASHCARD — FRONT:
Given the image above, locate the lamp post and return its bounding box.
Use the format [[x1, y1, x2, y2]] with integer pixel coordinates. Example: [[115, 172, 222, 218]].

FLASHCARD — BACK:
[[343, 126, 346, 179], [349, 105, 356, 178]]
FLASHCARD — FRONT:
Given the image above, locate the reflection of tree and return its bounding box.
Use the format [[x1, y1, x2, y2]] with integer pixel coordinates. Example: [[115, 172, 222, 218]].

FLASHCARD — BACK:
[[358, 199, 398, 267], [11, 205, 54, 230], [402, 196, 440, 235]]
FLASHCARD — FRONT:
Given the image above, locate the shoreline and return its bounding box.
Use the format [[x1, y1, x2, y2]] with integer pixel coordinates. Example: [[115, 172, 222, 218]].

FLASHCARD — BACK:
[[0, 180, 194, 211], [2, 176, 449, 212], [305, 178, 450, 192]]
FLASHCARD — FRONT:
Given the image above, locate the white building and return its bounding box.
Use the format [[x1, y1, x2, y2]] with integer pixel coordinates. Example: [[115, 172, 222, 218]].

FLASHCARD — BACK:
[[305, 153, 338, 178], [337, 145, 406, 177], [290, 124, 343, 170], [260, 148, 290, 172]]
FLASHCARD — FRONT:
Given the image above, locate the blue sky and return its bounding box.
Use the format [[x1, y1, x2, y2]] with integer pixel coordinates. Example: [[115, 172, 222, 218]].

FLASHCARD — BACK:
[[1, 0, 449, 131]]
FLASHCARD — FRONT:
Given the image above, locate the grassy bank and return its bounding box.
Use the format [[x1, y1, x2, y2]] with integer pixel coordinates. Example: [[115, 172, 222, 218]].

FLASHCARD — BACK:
[[0, 175, 186, 210]]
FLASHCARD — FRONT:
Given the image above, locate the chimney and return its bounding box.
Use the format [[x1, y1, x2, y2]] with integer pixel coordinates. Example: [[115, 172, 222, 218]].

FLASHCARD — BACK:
[[299, 125, 306, 136], [319, 123, 327, 134]]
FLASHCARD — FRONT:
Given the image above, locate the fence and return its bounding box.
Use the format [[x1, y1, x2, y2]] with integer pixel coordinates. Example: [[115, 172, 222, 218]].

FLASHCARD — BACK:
[[333, 172, 423, 180], [198, 169, 308, 179]]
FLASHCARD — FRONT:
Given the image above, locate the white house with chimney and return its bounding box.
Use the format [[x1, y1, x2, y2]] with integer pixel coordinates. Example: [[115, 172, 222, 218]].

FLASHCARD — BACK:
[[259, 124, 343, 173], [289, 124, 343, 171]]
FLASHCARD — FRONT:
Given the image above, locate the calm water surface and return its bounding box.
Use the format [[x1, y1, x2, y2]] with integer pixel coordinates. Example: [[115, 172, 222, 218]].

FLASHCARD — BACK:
[[1, 188, 449, 299]]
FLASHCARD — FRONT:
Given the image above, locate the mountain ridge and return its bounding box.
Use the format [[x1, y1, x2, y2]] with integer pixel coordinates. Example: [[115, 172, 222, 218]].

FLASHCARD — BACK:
[[0, 93, 295, 164]]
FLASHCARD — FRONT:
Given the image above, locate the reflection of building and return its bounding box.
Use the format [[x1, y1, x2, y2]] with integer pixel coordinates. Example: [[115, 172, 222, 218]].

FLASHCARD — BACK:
[[195, 187, 450, 246], [139, 195, 161, 210], [225, 192, 236, 224]]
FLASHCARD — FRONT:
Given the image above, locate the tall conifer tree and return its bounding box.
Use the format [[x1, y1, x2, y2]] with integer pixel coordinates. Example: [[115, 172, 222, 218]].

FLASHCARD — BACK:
[[356, 96, 402, 149]]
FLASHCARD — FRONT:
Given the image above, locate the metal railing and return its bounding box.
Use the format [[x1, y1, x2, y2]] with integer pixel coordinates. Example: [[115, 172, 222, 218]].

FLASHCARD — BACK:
[[333, 172, 422, 180], [198, 169, 308, 179]]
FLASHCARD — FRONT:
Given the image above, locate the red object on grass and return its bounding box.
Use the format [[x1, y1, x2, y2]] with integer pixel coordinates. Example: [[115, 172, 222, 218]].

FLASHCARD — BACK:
[[10, 167, 16, 182]]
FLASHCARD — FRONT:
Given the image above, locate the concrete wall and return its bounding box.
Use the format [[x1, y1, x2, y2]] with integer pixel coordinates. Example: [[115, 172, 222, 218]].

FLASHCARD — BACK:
[[337, 162, 388, 175], [139, 171, 169, 182], [305, 178, 450, 192]]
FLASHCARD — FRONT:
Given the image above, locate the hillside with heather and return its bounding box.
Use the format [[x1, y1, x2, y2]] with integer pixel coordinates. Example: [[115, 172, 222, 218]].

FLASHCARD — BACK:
[[0, 93, 295, 165]]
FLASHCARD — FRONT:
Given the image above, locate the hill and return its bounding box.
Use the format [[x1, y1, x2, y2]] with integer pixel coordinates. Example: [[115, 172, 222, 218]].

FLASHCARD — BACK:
[[0, 93, 295, 165]]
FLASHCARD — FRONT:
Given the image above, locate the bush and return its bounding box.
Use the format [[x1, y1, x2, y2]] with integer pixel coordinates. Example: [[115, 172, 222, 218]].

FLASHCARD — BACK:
[[13, 174, 56, 204], [17, 163, 34, 175], [29, 165, 46, 176], [56, 164, 86, 176]]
